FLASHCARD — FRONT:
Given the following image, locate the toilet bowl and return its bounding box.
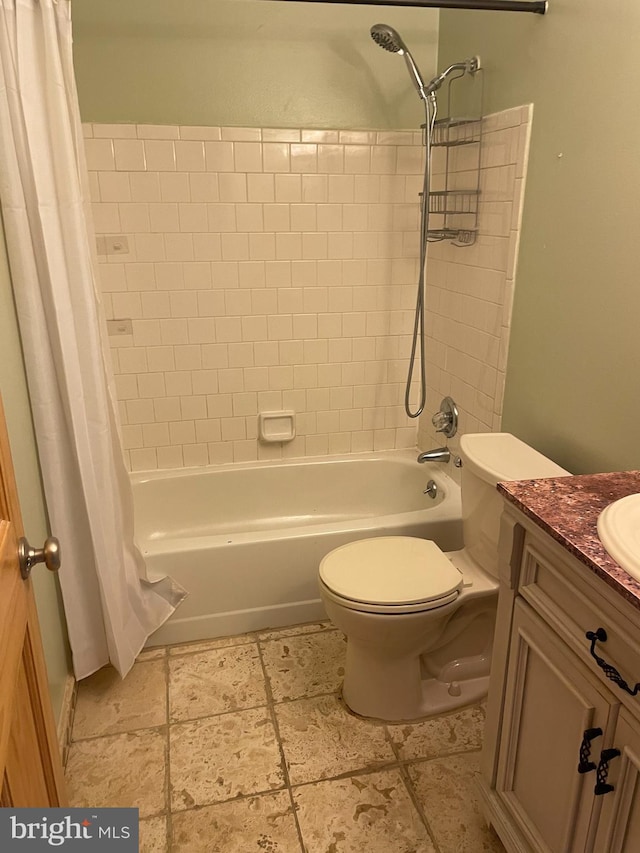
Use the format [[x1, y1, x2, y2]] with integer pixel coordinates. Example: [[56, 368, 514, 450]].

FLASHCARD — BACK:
[[319, 432, 569, 722]]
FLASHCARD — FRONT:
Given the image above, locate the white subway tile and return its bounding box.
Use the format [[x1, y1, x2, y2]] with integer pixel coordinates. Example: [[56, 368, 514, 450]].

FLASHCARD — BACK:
[[179, 203, 208, 232], [263, 204, 290, 233], [235, 204, 264, 232], [301, 233, 327, 260], [247, 174, 275, 202], [205, 141, 234, 172], [175, 141, 205, 172], [189, 173, 219, 202], [219, 174, 247, 202], [114, 139, 146, 171], [197, 290, 225, 317], [130, 448, 158, 471], [263, 129, 300, 143], [262, 261, 289, 288], [193, 234, 222, 261], [130, 172, 161, 203], [239, 260, 267, 288], [183, 262, 212, 290], [180, 126, 222, 141], [98, 172, 131, 202], [344, 146, 371, 175], [160, 319, 189, 345], [169, 420, 196, 445], [159, 172, 190, 202], [274, 174, 301, 203], [301, 175, 327, 203], [85, 139, 115, 171], [252, 341, 279, 366], [221, 233, 250, 261], [164, 233, 195, 262], [275, 233, 302, 261], [149, 202, 180, 232], [234, 142, 263, 172], [135, 234, 166, 261], [91, 203, 120, 233]]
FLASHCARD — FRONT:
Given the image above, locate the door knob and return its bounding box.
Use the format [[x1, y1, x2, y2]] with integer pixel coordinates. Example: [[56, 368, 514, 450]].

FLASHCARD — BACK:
[[18, 536, 61, 580]]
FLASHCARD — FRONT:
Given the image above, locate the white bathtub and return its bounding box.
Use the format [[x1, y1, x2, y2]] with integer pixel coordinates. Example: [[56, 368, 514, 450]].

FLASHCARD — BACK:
[[133, 450, 463, 646]]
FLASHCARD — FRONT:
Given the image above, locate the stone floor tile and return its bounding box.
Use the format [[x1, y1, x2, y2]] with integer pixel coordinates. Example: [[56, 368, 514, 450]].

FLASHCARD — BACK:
[[168, 633, 256, 656], [139, 815, 168, 853], [294, 768, 436, 853], [72, 661, 167, 740], [386, 704, 485, 760], [169, 643, 267, 722], [276, 694, 395, 786], [171, 791, 302, 852], [65, 729, 166, 818], [170, 708, 285, 811], [260, 629, 346, 702], [408, 752, 505, 852], [257, 620, 333, 641]]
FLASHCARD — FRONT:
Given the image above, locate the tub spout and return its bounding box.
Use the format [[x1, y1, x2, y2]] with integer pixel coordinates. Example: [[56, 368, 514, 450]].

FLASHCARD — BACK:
[[417, 447, 450, 464]]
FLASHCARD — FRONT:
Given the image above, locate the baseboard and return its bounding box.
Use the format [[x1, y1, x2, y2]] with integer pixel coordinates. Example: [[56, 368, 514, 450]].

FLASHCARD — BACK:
[[56, 673, 77, 767]]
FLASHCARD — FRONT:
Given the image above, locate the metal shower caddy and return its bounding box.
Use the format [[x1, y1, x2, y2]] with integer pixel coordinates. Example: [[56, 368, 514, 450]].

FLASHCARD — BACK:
[[426, 74, 483, 246]]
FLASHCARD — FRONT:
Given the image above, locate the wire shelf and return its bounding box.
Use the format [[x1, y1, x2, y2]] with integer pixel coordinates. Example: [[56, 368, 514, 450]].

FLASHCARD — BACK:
[[431, 117, 482, 148], [428, 189, 480, 216]]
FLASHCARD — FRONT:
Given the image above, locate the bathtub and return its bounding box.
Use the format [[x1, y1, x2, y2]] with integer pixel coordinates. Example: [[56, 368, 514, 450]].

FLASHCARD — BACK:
[[133, 450, 463, 646]]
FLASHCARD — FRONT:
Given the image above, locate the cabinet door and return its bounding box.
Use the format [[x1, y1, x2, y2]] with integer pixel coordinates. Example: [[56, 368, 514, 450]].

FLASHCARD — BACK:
[[496, 600, 616, 853], [594, 708, 640, 852]]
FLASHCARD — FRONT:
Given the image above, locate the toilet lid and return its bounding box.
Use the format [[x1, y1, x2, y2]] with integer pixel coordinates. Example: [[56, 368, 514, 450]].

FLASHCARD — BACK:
[[319, 537, 463, 607]]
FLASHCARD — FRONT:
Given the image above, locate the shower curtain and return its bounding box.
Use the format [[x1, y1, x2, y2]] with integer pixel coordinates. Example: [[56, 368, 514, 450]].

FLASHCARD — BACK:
[[0, 0, 184, 679]]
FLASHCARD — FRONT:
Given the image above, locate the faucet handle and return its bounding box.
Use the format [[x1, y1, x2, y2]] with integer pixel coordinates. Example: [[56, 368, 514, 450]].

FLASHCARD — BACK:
[[432, 410, 451, 432], [431, 396, 458, 438]]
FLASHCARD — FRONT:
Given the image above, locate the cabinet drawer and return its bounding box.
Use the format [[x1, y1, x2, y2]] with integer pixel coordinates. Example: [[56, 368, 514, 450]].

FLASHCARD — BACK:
[[518, 534, 640, 716]]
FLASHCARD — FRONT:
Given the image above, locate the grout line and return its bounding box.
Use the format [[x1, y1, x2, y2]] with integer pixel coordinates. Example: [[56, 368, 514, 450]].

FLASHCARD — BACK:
[[163, 645, 173, 852], [397, 761, 443, 853], [255, 636, 306, 853]]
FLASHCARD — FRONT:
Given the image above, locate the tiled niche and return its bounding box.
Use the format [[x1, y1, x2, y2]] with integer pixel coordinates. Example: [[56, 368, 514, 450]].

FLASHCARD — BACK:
[[85, 108, 530, 472]]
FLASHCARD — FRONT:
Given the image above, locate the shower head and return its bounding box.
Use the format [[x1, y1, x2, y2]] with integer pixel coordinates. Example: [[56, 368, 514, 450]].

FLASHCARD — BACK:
[[370, 24, 429, 102]]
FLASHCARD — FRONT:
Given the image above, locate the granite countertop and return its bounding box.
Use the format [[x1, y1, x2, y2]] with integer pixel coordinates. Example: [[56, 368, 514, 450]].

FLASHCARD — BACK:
[[498, 471, 640, 610]]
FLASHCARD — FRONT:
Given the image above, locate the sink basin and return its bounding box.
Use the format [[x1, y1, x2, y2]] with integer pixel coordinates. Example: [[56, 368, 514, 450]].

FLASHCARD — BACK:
[[597, 494, 640, 582]]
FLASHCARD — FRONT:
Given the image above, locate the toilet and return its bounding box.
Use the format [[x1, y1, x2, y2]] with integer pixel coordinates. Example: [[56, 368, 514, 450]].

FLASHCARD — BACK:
[[318, 432, 569, 721]]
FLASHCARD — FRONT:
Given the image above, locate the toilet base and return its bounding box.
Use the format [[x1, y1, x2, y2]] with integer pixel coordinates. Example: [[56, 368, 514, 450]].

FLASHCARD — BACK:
[[342, 669, 489, 722]]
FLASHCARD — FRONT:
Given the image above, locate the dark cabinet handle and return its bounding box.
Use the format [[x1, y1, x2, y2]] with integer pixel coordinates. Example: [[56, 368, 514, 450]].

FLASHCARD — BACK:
[[578, 727, 603, 774], [594, 748, 621, 796], [586, 629, 640, 697]]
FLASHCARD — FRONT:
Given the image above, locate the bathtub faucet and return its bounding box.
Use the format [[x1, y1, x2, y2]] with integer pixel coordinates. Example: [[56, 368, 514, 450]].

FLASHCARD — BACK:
[[417, 447, 450, 464]]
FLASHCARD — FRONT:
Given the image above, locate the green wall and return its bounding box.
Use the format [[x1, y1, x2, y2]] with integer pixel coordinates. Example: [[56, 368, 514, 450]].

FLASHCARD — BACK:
[[439, 2, 640, 474], [72, 0, 438, 129], [0, 227, 71, 722]]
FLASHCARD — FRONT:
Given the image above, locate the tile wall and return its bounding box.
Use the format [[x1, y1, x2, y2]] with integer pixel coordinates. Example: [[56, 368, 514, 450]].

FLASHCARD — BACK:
[[417, 104, 532, 463], [85, 108, 529, 472]]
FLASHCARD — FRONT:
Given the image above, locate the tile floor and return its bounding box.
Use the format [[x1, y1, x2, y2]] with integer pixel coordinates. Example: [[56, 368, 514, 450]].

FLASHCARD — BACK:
[[65, 621, 505, 852]]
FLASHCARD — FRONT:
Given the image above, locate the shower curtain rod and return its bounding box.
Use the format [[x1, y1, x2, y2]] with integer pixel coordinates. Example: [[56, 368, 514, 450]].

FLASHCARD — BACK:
[[264, 0, 547, 12]]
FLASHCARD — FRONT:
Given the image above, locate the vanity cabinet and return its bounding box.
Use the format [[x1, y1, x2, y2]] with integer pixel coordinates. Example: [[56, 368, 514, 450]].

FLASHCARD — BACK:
[[480, 504, 640, 853]]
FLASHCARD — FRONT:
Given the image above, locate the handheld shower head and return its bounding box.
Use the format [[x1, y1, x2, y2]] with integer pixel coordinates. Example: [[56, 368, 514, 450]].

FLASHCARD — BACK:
[[370, 24, 429, 103]]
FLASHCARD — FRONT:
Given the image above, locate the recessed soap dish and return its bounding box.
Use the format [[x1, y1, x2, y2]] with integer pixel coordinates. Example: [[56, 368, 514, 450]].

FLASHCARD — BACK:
[[258, 411, 296, 444]]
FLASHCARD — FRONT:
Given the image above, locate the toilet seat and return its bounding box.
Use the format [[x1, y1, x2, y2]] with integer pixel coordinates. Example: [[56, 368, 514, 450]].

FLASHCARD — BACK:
[[319, 536, 463, 614]]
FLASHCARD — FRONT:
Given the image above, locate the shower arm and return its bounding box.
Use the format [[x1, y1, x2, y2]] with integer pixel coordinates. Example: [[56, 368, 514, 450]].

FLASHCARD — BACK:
[[263, 0, 547, 14]]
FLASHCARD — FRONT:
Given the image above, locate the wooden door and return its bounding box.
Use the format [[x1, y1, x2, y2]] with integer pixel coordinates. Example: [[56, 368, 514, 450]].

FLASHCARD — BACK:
[[0, 395, 66, 806], [496, 599, 615, 852]]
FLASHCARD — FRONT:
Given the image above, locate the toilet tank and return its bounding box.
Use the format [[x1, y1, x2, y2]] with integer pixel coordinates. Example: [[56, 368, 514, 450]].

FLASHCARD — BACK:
[[459, 433, 569, 577]]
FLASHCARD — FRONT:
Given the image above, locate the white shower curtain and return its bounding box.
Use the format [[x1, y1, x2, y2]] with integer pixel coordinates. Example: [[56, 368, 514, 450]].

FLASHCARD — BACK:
[[0, 0, 185, 679]]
